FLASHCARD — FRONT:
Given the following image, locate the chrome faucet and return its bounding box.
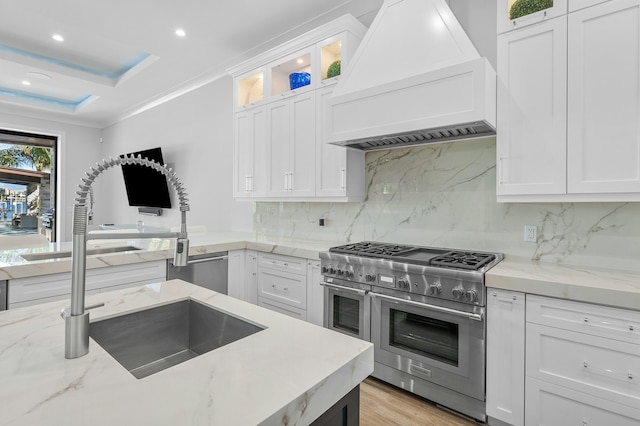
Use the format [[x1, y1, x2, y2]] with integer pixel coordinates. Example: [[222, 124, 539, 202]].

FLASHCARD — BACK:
[[63, 155, 190, 359]]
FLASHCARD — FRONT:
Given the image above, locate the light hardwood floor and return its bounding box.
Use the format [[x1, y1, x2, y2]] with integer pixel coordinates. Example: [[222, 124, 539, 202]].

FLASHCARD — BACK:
[[360, 378, 478, 426]]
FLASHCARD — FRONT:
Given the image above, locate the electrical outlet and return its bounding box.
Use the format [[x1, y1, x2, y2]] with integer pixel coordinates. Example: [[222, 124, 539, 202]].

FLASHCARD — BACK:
[[524, 225, 537, 242]]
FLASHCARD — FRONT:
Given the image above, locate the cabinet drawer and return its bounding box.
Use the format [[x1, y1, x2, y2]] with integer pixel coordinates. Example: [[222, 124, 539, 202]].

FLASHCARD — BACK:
[[8, 261, 166, 306], [258, 268, 306, 309], [258, 297, 306, 321], [526, 377, 640, 425], [526, 323, 640, 408], [258, 252, 306, 275], [527, 295, 640, 344]]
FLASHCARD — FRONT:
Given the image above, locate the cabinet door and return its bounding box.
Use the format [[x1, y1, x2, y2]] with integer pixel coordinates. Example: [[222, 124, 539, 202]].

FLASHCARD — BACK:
[[233, 106, 267, 198], [227, 249, 246, 300], [290, 91, 316, 197], [316, 85, 347, 196], [306, 260, 324, 326], [486, 289, 525, 426], [497, 17, 567, 196], [567, 0, 640, 194], [267, 100, 292, 197], [245, 250, 258, 305]]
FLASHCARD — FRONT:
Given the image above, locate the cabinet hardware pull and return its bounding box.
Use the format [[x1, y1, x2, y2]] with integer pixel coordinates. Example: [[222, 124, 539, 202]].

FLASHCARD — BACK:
[[340, 168, 345, 190], [320, 281, 368, 296], [583, 361, 634, 381], [630, 325, 635, 331], [370, 292, 483, 322]]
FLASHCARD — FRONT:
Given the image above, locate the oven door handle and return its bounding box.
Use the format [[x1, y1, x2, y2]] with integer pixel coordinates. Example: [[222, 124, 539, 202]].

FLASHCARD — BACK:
[[370, 293, 484, 322], [320, 281, 368, 296]]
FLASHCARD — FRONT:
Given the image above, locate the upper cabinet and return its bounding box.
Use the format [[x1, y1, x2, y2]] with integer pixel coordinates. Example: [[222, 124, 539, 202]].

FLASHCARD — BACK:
[[497, 0, 568, 34], [228, 15, 367, 202], [497, 0, 640, 202]]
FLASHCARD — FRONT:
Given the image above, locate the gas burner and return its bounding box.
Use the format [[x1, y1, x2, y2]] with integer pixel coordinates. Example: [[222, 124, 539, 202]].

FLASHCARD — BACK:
[[360, 244, 415, 256], [430, 251, 495, 270], [329, 241, 415, 257]]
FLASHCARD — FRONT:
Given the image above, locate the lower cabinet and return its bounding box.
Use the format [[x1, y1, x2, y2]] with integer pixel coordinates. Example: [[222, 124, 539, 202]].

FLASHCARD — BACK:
[[227, 249, 324, 325], [487, 291, 640, 426], [8, 260, 166, 309], [227, 249, 258, 303], [486, 289, 525, 426]]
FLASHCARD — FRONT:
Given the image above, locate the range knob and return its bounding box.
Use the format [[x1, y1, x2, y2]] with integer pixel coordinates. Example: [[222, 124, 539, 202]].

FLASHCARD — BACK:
[[365, 274, 376, 282], [428, 282, 442, 295], [321, 266, 329, 274], [344, 270, 354, 279], [452, 286, 464, 300], [397, 278, 410, 290], [337, 269, 344, 276], [465, 289, 479, 303], [329, 267, 336, 274]]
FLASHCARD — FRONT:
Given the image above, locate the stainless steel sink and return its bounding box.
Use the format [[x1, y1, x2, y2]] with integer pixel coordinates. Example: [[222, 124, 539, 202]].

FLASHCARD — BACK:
[[21, 245, 141, 261], [89, 300, 264, 379]]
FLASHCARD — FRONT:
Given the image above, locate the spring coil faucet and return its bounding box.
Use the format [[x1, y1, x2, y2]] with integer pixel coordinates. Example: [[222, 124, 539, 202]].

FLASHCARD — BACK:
[[63, 155, 190, 359]]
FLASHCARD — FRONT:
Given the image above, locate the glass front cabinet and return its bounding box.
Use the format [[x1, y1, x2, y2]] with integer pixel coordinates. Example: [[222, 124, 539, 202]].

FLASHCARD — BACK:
[[228, 15, 367, 202], [497, 0, 568, 33]]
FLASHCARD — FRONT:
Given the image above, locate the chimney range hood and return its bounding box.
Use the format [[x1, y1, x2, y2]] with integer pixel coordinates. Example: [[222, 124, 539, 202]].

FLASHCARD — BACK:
[[327, 0, 496, 151]]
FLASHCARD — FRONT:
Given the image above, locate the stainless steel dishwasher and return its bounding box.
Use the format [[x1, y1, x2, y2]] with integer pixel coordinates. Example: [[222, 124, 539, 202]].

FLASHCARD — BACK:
[[167, 252, 228, 294], [0, 280, 7, 311]]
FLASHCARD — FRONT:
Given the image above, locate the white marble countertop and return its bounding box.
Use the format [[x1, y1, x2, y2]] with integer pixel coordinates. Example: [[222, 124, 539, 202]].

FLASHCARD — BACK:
[[486, 255, 640, 311], [0, 279, 373, 425], [0, 231, 338, 281]]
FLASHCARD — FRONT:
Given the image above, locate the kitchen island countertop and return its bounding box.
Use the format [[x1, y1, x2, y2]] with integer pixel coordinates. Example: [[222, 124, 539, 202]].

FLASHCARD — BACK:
[[0, 279, 373, 425]]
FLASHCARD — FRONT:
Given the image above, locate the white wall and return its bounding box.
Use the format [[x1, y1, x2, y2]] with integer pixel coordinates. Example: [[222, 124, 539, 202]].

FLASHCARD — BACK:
[[98, 76, 253, 233], [0, 112, 102, 241]]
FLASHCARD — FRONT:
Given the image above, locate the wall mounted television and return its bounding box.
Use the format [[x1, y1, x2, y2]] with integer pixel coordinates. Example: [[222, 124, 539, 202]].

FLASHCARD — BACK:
[[120, 147, 172, 209]]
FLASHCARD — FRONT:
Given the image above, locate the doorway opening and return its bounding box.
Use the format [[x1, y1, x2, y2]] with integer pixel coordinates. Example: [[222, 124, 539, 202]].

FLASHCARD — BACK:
[[0, 128, 58, 242]]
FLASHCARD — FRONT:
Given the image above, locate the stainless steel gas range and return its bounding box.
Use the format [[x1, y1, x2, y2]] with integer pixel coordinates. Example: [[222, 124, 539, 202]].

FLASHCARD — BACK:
[[319, 242, 503, 422]]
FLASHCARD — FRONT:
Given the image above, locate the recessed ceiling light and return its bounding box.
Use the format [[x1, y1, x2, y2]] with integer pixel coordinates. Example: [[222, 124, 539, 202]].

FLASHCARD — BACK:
[[175, 28, 186, 37], [26, 71, 52, 81], [297, 58, 304, 64], [21, 80, 31, 86], [52, 34, 64, 42]]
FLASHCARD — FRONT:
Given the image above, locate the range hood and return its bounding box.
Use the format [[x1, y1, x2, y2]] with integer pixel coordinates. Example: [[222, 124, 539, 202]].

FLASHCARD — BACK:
[[327, 0, 496, 151]]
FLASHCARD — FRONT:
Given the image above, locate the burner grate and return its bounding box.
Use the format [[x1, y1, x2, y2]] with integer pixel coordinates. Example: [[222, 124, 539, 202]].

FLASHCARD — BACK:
[[429, 251, 495, 270]]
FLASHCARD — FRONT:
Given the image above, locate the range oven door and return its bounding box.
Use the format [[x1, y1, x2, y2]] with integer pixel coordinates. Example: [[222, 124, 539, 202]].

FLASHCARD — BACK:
[[321, 280, 370, 341], [371, 292, 485, 400]]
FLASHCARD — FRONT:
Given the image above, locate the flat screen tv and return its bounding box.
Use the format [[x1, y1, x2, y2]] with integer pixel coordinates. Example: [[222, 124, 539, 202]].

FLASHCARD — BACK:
[[120, 147, 172, 209]]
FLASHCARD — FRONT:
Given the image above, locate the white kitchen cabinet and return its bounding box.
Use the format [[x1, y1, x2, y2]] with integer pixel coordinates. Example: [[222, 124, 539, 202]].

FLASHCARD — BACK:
[[227, 249, 259, 304], [8, 260, 166, 309], [497, 0, 640, 202], [315, 85, 365, 200], [486, 289, 525, 426], [257, 252, 307, 320], [497, 0, 567, 34], [524, 295, 640, 424], [233, 105, 268, 198], [567, 0, 640, 194], [526, 377, 640, 425], [497, 17, 567, 197], [267, 91, 316, 198], [569, 0, 613, 12], [228, 15, 366, 202], [306, 259, 324, 326]]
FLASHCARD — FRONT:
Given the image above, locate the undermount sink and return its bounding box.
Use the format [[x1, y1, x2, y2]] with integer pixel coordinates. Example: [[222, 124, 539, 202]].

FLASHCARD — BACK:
[[21, 245, 141, 261], [89, 299, 265, 379]]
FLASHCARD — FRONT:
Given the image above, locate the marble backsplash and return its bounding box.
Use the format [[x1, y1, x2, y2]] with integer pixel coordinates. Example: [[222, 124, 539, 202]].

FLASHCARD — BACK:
[[254, 137, 640, 271]]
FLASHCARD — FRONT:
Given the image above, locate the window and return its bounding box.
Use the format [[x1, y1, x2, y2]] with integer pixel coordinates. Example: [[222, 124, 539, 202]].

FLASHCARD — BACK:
[[0, 129, 57, 241]]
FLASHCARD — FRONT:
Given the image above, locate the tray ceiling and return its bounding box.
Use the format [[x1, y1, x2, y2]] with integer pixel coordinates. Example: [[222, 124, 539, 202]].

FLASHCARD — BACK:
[[0, 0, 378, 127]]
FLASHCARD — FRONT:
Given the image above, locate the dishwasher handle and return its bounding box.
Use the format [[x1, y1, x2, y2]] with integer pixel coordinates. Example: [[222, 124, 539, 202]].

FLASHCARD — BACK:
[[186, 255, 228, 264]]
